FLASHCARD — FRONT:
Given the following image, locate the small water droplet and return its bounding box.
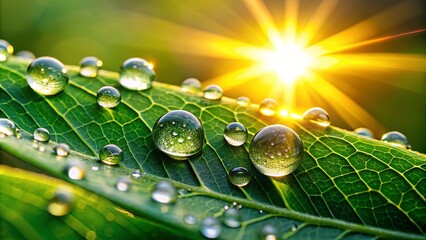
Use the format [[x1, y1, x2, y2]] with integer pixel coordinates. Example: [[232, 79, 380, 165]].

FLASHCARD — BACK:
[[228, 167, 251, 187], [223, 208, 241, 228], [203, 84, 223, 100], [249, 125, 303, 177], [16, 50, 35, 60], [0, 118, 16, 136], [224, 205, 229, 210], [65, 160, 86, 180], [115, 176, 132, 192], [259, 98, 279, 116], [236, 96, 251, 107], [183, 214, 197, 225], [54, 143, 70, 157], [79, 56, 102, 78], [381, 131, 409, 148], [181, 78, 202, 94], [290, 223, 298, 231], [91, 166, 100, 171], [354, 127, 374, 138], [151, 181, 177, 204], [232, 202, 237, 207], [119, 58, 155, 90], [48, 188, 73, 216], [224, 122, 248, 146], [33, 127, 50, 142], [152, 110, 204, 160], [259, 210, 263, 214], [258, 224, 277, 240], [200, 217, 221, 239], [99, 144, 123, 165], [26, 57, 69, 95], [38, 146, 45, 152], [302, 107, 330, 127], [0, 39, 13, 62], [97, 86, 121, 108], [131, 169, 142, 178]]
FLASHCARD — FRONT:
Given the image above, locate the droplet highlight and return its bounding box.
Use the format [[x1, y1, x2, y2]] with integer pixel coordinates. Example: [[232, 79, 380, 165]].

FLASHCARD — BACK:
[[183, 215, 197, 225], [131, 169, 142, 178], [229, 167, 251, 187], [0, 39, 13, 61], [236, 96, 251, 107], [79, 56, 103, 78], [258, 224, 277, 240], [65, 160, 86, 180], [224, 122, 248, 147], [259, 98, 279, 116], [26, 57, 69, 95], [354, 127, 374, 138], [99, 144, 123, 165], [97, 86, 121, 108], [115, 176, 132, 192], [54, 143, 70, 157], [48, 188, 73, 216], [249, 124, 303, 177], [200, 217, 221, 239], [223, 208, 241, 228], [381, 131, 409, 148], [119, 58, 155, 90], [203, 84, 223, 100], [33, 127, 50, 142], [181, 78, 202, 94], [151, 181, 178, 204], [0, 118, 16, 137], [302, 107, 330, 127]]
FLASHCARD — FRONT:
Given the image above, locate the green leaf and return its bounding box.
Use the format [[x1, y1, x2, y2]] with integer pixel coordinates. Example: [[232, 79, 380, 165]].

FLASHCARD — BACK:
[[1, 57, 425, 239]]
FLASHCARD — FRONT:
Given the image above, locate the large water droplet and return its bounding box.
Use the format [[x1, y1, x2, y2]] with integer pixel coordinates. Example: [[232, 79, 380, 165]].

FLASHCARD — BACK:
[[16, 50, 35, 60], [354, 127, 374, 138], [65, 160, 86, 180], [302, 107, 330, 127], [48, 188, 73, 216], [99, 144, 123, 165], [236, 96, 251, 107], [33, 127, 50, 142], [203, 84, 223, 100], [26, 57, 69, 95], [381, 131, 409, 148], [200, 217, 221, 239], [97, 86, 121, 108], [115, 176, 132, 192], [0, 118, 16, 137], [0, 39, 13, 62], [181, 78, 202, 94], [258, 224, 277, 240], [54, 143, 70, 157], [151, 181, 178, 204], [79, 56, 103, 78], [259, 98, 279, 116], [224, 122, 248, 146], [223, 208, 241, 228], [249, 125, 303, 177], [228, 167, 251, 187], [119, 58, 155, 90], [152, 110, 203, 160]]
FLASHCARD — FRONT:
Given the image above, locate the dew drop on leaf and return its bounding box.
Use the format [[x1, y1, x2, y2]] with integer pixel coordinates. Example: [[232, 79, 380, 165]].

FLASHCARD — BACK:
[[48, 188, 73, 217], [181, 78, 202, 94], [236, 96, 251, 107], [97, 86, 121, 108], [0, 118, 16, 137], [65, 160, 86, 180], [228, 167, 251, 187], [16, 50, 35, 60], [249, 124, 303, 177], [26, 57, 69, 95], [302, 107, 330, 127], [33, 127, 50, 142], [381, 131, 409, 148], [290, 223, 298, 232], [0, 39, 13, 62], [152, 110, 203, 160], [223, 208, 241, 228], [131, 169, 142, 178], [119, 57, 155, 90], [183, 214, 197, 225], [354, 127, 374, 138], [79, 56, 102, 78], [151, 181, 178, 204], [259, 98, 279, 116], [203, 84, 223, 100], [91, 166, 100, 171], [258, 224, 277, 240], [200, 217, 221, 239], [99, 144, 123, 165], [54, 143, 70, 157], [224, 122, 248, 147], [115, 176, 132, 192]]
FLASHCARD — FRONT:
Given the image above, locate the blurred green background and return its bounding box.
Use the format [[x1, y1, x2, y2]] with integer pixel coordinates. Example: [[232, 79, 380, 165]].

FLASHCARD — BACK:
[[1, 0, 425, 152]]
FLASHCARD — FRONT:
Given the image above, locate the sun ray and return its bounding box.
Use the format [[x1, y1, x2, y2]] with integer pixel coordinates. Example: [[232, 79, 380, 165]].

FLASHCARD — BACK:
[[283, 0, 299, 44]]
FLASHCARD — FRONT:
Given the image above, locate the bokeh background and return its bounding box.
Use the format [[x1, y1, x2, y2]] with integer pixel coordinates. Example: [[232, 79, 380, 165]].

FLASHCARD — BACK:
[[1, 0, 425, 152]]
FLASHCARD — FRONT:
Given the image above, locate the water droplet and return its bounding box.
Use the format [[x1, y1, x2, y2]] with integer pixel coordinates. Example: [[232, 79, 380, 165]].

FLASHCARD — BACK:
[[97, 86, 121, 108], [48, 188, 73, 216], [258, 224, 277, 240], [181, 78, 202, 94], [38, 146, 45, 152], [381, 131, 409, 148], [16, 50, 35, 60], [183, 215, 197, 225], [151, 181, 177, 204], [200, 217, 221, 239], [236, 96, 251, 107], [0, 118, 16, 136], [354, 127, 374, 138], [131, 169, 142, 178], [99, 144, 123, 165], [65, 160, 86, 180], [259, 98, 279, 116], [119, 58, 155, 90], [259, 210, 263, 214], [54, 143, 70, 157], [249, 125, 303, 177], [91, 166, 100, 171], [203, 84, 223, 100], [33, 127, 50, 143], [152, 110, 203, 160], [290, 223, 298, 231], [0, 39, 13, 61], [224, 122, 248, 146], [223, 208, 241, 228], [79, 56, 102, 78], [302, 107, 330, 127], [115, 176, 132, 192], [224, 205, 229, 210], [228, 167, 251, 187], [26, 57, 69, 95]]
